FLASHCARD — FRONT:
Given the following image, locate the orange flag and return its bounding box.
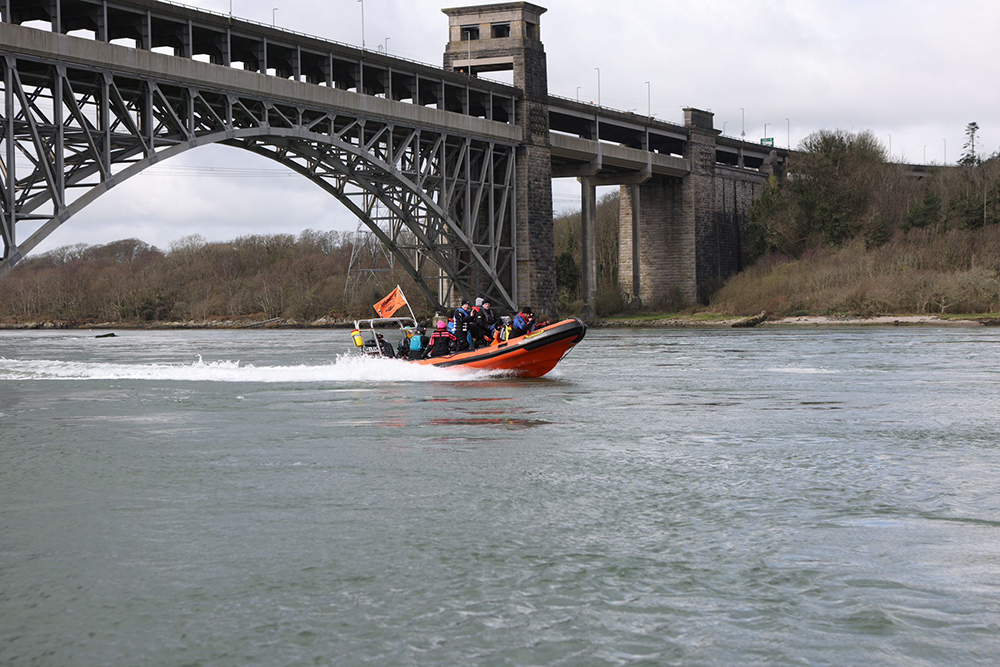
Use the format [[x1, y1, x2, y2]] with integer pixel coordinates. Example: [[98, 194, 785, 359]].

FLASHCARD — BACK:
[[373, 286, 407, 318]]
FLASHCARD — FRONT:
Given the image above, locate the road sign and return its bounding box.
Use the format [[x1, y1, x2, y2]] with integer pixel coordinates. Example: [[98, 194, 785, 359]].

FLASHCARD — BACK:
[[760, 138, 774, 147]]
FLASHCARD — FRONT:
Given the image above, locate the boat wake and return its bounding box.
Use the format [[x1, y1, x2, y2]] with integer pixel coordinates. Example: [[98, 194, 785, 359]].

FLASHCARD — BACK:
[[0, 354, 498, 383]]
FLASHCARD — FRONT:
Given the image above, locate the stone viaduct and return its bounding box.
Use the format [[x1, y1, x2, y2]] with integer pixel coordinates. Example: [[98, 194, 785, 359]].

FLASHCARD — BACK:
[[0, 0, 786, 316]]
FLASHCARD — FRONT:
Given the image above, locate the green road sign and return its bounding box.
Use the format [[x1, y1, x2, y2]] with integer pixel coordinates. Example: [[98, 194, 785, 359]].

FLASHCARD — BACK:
[[760, 138, 774, 147]]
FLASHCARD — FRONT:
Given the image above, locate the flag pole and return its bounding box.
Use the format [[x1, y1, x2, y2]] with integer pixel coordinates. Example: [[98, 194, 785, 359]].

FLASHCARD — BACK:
[[397, 284, 417, 324]]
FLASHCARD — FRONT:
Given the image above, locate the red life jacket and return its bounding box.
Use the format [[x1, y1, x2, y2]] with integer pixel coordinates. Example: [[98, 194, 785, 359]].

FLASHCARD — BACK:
[[428, 329, 457, 356]]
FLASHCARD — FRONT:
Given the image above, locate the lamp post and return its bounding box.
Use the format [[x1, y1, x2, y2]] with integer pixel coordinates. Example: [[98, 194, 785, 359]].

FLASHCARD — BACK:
[[645, 80, 650, 120], [358, 0, 365, 49], [888, 134, 891, 162], [723, 121, 727, 135], [595, 68, 600, 107], [272, 7, 277, 26], [576, 86, 580, 102], [384, 37, 389, 55], [785, 118, 790, 149]]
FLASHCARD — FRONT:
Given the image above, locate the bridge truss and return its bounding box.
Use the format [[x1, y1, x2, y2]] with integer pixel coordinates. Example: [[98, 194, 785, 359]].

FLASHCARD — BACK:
[[0, 52, 518, 309]]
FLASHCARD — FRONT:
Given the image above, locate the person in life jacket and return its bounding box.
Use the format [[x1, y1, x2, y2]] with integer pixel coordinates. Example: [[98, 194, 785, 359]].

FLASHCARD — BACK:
[[397, 326, 414, 359], [492, 315, 513, 344], [452, 299, 473, 352], [470, 297, 497, 349], [511, 307, 534, 338], [426, 320, 457, 358], [407, 325, 429, 359], [365, 332, 395, 357]]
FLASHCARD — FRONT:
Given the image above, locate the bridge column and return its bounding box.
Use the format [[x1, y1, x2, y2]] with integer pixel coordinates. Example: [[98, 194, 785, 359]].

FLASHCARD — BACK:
[[443, 2, 556, 316], [684, 107, 722, 304], [616, 183, 643, 305], [629, 183, 641, 304], [619, 176, 693, 307], [579, 175, 597, 319], [621, 108, 738, 307]]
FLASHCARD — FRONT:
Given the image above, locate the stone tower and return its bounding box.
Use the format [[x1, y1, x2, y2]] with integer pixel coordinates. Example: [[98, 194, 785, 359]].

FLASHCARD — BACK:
[[443, 3, 555, 315]]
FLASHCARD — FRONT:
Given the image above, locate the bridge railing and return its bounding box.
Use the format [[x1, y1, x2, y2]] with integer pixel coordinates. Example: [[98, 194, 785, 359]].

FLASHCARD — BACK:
[[10, 0, 515, 90], [195, 0, 514, 86], [546, 91, 688, 132]]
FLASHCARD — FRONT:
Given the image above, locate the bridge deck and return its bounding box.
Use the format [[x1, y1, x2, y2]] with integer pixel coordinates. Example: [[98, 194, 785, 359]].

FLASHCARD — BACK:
[[2, 0, 785, 171], [4, 0, 523, 126], [0, 21, 522, 143]]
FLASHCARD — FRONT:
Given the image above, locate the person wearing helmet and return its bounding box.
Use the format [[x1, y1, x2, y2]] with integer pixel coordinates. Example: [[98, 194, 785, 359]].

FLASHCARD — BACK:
[[426, 320, 457, 358]]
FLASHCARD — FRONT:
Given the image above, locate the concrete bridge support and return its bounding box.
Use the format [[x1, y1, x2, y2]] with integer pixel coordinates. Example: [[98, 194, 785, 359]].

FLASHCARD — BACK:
[[619, 176, 694, 306], [619, 108, 772, 307], [684, 108, 723, 304], [579, 176, 597, 319]]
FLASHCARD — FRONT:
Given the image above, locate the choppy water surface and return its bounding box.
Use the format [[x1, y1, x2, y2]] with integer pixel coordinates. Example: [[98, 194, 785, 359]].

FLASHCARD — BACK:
[[2, 326, 1000, 665]]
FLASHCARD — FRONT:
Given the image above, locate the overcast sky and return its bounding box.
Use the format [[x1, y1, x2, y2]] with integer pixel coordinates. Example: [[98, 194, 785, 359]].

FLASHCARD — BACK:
[[26, 0, 1000, 256]]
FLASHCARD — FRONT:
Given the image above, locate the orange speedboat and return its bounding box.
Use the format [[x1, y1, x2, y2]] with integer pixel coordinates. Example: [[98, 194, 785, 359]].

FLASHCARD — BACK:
[[412, 318, 587, 377], [352, 317, 587, 378]]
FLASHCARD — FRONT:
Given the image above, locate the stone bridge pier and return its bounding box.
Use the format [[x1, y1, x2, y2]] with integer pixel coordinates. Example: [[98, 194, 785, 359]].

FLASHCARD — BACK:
[[617, 109, 778, 308], [443, 2, 556, 314]]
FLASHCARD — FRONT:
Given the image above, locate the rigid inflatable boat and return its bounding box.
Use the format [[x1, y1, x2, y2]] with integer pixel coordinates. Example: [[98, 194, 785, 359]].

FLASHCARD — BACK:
[[352, 317, 587, 378]]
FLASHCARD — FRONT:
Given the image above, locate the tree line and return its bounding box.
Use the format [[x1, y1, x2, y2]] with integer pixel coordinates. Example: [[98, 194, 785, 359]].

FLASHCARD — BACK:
[[716, 125, 1000, 316], [1, 190, 628, 324], [551, 191, 623, 315], [0, 230, 437, 324], [747, 127, 1000, 260]]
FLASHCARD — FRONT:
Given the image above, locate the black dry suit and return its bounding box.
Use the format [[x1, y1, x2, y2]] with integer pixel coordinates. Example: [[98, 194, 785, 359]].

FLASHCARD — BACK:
[[427, 329, 457, 358], [470, 305, 497, 347], [364, 334, 394, 357]]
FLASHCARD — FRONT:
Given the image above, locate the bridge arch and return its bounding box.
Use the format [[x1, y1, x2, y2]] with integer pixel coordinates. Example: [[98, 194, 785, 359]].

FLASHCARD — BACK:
[[1, 52, 518, 310]]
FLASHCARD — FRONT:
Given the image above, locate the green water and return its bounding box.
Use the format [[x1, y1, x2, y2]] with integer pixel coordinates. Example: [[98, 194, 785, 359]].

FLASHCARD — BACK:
[[2, 327, 999, 664]]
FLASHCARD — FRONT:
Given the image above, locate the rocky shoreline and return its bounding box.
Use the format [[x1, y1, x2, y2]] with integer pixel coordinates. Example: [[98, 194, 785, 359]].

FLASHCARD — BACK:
[[2, 313, 996, 331], [590, 314, 994, 328], [0, 316, 355, 330]]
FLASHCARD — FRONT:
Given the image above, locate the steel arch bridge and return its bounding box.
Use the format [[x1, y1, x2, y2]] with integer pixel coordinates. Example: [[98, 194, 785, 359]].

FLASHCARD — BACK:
[[0, 40, 519, 310]]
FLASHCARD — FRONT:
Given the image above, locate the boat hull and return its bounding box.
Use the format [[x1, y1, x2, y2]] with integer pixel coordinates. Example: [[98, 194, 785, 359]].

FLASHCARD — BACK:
[[411, 318, 587, 378]]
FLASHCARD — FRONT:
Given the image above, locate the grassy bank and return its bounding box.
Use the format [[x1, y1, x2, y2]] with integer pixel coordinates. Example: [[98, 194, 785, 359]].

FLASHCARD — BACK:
[[710, 227, 1000, 317]]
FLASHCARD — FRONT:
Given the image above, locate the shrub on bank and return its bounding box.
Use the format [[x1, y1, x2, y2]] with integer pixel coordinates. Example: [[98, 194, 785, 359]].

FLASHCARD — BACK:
[[712, 228, 1000, 316]]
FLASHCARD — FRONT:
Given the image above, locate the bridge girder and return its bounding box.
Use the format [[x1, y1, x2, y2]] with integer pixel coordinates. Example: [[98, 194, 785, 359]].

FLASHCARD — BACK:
[[0, 52, 518, 310]]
